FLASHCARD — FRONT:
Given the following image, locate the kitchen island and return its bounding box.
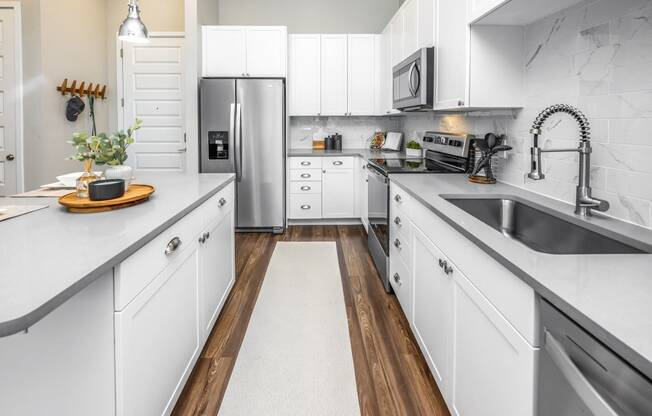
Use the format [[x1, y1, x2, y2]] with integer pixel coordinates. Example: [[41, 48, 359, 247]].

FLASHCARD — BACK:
[[0, 173, 236, 416]]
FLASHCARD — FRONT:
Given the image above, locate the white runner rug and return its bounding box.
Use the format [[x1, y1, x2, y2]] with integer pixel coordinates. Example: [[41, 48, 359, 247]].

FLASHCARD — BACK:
[[218, 242, 360, 416]]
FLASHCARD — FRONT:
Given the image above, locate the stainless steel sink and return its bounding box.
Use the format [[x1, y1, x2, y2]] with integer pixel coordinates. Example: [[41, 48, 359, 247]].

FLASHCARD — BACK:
[[443, 196, 650, 255]]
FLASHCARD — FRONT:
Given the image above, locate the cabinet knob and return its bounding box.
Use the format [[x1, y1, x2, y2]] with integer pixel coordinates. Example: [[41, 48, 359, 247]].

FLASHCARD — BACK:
[[393, 273, 402, 286], [301, 173, 311, 178], [300, 186, 311, 191], [300, 161, 311, 166], [393, 239, 401, 249], [218, 197, 227, 207], [394, 194, 402, 203], [333, 161, 343, 166], [246, 73, 251, 77], [165, 237, 182, 255], [301, 205, 311, 210], [394, 216, 402, 226], [5, 154, 15, 161]]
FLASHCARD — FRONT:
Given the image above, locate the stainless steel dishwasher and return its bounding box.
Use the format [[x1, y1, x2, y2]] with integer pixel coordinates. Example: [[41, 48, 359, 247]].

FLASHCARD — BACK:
[[539, 299, 652, 415]]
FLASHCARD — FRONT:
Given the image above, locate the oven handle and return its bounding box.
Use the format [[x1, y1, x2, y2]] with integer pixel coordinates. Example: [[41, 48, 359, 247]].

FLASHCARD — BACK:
[[367, 164, 388, 182], [544, 330, 619, 416]]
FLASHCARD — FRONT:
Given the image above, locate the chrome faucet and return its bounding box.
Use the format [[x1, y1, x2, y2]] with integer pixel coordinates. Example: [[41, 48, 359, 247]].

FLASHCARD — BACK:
[[528, 104, 609, 217]]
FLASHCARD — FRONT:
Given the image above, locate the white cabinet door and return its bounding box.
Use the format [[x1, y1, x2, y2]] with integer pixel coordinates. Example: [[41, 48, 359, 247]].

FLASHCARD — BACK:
[[413, 227, 453, 399], [322, 168, 356, 218], [359, 159, 369, 231], [199, 211, 235, 341], [202, 26, 246, 77], [403, 0, 419, 57], [245, 26, 287, 77], [347, 34, 376, 116], [320, 35, 348, 116], [389, 13, 404, 66], [451, 268, 537, 416], [289, 34, 321, 116], [115, 246, 200, 416], [435, 0, 468, 109]]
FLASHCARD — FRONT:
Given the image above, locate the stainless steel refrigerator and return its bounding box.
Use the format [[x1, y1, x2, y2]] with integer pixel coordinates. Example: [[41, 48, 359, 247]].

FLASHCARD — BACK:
[[200, 78, 285, 233]]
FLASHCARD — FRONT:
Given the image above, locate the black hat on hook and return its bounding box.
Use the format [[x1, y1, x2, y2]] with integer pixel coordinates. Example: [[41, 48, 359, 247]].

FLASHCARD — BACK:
[[66, 96, 85, 122]]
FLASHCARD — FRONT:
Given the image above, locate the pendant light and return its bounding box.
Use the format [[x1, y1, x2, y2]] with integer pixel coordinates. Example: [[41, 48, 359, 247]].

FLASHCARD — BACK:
[[118, 0, 149, 43]]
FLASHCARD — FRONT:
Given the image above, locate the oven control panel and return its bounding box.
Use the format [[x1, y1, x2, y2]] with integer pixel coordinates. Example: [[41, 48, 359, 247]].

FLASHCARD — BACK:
[[422, 132, 472, 158]]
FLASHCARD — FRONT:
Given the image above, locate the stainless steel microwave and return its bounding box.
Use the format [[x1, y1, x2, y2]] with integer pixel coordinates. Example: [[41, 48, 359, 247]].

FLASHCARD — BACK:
[[393, 47, 434, 111]]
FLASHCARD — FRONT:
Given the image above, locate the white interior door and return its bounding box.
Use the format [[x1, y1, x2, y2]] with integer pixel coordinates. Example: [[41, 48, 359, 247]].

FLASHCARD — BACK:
[[121, 34, 186, 173], [0, 8, 18, 195]]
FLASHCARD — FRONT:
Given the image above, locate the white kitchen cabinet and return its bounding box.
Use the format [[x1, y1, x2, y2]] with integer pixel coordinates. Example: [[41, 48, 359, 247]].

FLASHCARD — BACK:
[[359, 159, 369, 232], [347, 34, 376, 116], [451, 265, 537, 416], [403, 0, 419, 59], [378, 25, 400, 115], [412, 227, 453, 400], [389, 13, 404, 67], [245, 26, 288, 77], [115, 244, 200, 416], [323, 168, 356, 218], [468, 0, 505, 22], [289, 35, 321, 116], [0, 275, 115, 416], [199, 208, 235, 342], [434, 0, 468, 109], [320, 35, 349, 116], [202, 26, 287, 77]]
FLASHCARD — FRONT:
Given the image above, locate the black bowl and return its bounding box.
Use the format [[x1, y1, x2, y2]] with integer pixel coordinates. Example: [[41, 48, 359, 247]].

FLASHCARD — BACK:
[[88, 179, 126, 201]]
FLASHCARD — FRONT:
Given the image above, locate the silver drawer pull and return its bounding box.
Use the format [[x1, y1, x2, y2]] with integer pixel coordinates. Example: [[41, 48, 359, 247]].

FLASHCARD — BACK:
[[165, 237, 182, 255], [438, 259, 453, 275], [333, 161, 344, 166], [301, 186, 311, 191], [301, 205, 311, 210], [300, 161, 311, 166], [394, 217, 402, 226], [394, 194, 402, 202], [218, 197, 227, 207], [300, 173, 311, 178], [394, 239, 401, 249], [393, 273, 402, 286]]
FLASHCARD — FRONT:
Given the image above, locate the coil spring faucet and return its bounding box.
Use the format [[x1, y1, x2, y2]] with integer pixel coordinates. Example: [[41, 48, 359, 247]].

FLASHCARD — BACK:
[[528, 104, 609, 217]]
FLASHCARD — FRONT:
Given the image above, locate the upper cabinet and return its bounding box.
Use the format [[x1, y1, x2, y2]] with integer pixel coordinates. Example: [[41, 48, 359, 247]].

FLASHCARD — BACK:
[[289, 34, 377, 117], [469, 0, 584, 25], [434, 0, 468, 109], [388, 0, 434, 67], [202, 26, 287, 78]]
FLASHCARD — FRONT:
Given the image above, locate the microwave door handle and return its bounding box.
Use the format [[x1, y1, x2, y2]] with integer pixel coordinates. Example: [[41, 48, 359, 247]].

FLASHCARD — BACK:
[[235, 103, 242, 182], [407, 62, 416, 97], [544, 331, 619, 416], [408, 62, 420, 97]]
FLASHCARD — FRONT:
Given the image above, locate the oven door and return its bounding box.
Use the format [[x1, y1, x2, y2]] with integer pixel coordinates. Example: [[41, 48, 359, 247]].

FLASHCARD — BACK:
[[367, 164, 389, 254]]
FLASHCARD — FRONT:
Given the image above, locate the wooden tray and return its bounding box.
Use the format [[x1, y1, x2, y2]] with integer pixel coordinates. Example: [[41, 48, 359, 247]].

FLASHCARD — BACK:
[[58, 184, 155, 213]]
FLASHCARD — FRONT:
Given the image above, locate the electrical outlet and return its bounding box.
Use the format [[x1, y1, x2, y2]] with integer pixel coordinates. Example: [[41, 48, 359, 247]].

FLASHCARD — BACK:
[[501, 137, 509, 159]]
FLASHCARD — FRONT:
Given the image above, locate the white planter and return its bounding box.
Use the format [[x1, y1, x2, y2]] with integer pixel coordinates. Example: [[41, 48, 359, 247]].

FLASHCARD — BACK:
[[406, 148, 423, 158], [104, 165, 134, 187]]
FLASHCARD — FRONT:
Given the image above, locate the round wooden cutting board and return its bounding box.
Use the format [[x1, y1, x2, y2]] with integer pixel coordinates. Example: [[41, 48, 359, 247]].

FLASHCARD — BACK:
[[58, 184, 155, 213]]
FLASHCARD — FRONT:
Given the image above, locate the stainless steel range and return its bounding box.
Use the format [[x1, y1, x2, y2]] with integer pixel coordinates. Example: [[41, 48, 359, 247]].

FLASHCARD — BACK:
[[367, 132, 474, 292]]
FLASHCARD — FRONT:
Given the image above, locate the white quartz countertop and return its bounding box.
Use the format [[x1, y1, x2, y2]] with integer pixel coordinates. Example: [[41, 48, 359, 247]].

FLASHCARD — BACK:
[[391, 173, 652, 379], [0, 173, 235, 337]]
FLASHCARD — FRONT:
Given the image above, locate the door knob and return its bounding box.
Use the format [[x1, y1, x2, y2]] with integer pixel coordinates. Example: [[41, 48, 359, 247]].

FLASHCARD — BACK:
[[5, 154, 15, 161]]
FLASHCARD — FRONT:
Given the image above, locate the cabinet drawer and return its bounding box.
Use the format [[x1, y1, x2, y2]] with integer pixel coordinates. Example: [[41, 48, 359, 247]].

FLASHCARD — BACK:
[[193, 183, 235, 229], [289, 157, 322, 169], [289, 182, 322, 194], [390, 204, 413, 247], [289, 169, 322, 182], [390, 182, 415, 216], [289, 194, 322, 219], [390, 253, 413, 322], [322, 156, 354, 169], [390, 229, 412, 274]]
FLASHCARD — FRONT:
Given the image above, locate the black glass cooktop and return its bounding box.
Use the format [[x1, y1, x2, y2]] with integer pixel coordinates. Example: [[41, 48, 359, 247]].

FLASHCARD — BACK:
[[369, 156, 468, 174]]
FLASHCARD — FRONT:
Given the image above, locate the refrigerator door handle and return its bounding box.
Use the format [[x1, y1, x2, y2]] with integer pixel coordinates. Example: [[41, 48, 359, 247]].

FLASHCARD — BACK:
[[235, 103, 242, 182]]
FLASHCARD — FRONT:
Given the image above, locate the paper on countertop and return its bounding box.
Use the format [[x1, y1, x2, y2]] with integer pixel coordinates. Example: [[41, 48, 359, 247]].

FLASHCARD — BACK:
[[0, 205, 49, 222]]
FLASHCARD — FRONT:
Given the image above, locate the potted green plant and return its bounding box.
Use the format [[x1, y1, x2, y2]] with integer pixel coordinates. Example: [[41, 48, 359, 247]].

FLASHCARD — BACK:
[[100, 119, 142, 187], [406, 140, 424, 158]]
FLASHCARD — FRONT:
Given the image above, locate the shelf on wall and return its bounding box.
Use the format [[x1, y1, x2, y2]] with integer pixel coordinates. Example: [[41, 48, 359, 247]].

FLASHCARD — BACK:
[[471, 0, 584, 26]]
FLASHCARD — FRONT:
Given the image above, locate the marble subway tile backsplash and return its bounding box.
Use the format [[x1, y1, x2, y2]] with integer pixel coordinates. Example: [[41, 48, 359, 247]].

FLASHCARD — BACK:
[[289, 116, 401, 149]]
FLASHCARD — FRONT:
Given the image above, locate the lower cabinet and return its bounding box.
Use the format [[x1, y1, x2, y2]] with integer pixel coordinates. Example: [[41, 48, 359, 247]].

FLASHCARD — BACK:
[[115, 246, 201, 416], [412, 227, 453, 398], [322, 168, 356, 218], [199, 209, 235, 341], [391, 181, 538, 416]]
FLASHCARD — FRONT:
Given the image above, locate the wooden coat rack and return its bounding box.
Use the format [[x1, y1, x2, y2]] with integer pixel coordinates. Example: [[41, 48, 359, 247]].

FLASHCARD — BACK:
[[57, 78, 107, 100]]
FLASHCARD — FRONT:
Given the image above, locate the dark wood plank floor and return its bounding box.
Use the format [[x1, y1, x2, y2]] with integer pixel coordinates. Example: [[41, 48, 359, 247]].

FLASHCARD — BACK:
[[172, 225, 449, 416]]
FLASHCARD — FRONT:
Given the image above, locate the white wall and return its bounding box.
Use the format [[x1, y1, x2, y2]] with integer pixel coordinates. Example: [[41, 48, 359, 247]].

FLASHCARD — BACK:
[[215, 0, 399, 33]]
